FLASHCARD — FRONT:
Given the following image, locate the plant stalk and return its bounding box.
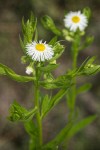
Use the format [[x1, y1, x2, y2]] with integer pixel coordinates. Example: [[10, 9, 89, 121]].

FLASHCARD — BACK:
[[34, 67, 43, 148], [68, 38, 79, 120]]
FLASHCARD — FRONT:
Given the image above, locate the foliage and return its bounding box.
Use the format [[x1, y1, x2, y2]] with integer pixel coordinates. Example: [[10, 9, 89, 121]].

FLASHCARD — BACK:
[[0, 7, 100, 150]]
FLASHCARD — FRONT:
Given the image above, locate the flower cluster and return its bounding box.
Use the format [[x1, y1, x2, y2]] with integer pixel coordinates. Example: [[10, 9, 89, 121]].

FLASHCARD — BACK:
[[24, 10, 88, 65]]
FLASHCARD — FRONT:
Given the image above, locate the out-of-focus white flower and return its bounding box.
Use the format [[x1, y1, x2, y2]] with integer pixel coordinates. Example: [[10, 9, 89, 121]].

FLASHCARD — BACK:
[[26, 40, 54, 62], [64, 11, 88, 32], [26, 66, 33, 75]]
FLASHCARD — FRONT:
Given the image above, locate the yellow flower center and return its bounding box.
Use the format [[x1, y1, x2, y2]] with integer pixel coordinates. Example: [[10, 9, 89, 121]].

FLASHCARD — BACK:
[[72, 16, 80, 23], [35, 44, 45, 51]]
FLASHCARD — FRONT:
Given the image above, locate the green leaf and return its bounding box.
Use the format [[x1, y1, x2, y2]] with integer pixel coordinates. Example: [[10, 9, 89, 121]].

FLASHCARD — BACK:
[[49, 42, 64, 62], [53, 42, 64, 53], [24, 121, 39, 150], [20, 13, 37, 52], [0, 63, 15, 75], [83, 65, 100, 76], [49, 36, 58, 46], [43, 122, 72, 149], [8, 101, 37, 122], [76, 57, 90, 73], [85, 56, 96, 64], [41, 95, 51, 118], [0, 63, 35, 82], [77, 57, 100, 76], [42, 89, 68, 118], [34, 29, 38, 41], [0, 66, 7, 75], [40, 73, 72, 89], [79, 36, 94, 51], [44, 115, 96, 149], [19, 35, 25, 51], [24, 120, 37, 137], [41, 15, 61, 36], [85, 36, 94, 46], [50, 51, 64, 62], [77, 83, 92, 94], [38, 64, 59, 72], [40, 78, 71, 89], [5, 70, 35, 82], [65, 115, 96, 141], [40, 81, 59, 89], [83, 7, 91, 19]]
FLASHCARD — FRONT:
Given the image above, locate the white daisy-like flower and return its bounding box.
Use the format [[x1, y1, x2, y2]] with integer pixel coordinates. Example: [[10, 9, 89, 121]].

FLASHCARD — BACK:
[[26, 66, 33, 75], [64, 11, 88, 32], [26, 40, 54, 62]]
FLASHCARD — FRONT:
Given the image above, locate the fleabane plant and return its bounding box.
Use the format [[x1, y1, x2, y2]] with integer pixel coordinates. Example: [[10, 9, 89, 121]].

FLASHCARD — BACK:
[[0, 8, 100, 150]]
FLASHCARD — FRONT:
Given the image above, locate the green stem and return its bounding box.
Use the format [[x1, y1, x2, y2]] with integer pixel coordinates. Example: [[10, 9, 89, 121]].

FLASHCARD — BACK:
[[72, 53, 77, 109], [68, 40, 79, 120], [73, 53, 77, 69], [34, 67, 43, 148]]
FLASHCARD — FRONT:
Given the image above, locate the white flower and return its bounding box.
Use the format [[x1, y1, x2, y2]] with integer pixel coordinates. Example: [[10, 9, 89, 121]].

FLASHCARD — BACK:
[[26, 66, 33, 75], [26, 40, 54, 62], [64, 11, 88, 32]]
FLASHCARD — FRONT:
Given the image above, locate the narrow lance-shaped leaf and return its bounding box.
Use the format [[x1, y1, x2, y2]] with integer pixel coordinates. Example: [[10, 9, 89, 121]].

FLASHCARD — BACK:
[[44, 115, 96, 149], [20, 13, 37, 52], [83, 7, 91, 19], [24, 121, 39, 150], [41, 95, 51, 118], [41, 15, 61, 36], [49, 36, 58, 46], [65, 115, 96, 141], [49, 42, 64, 62], [41, 89, 68, 119], [79, 36, 94, 51], [40, 72, 72, 90], [76, 57, 100, 76], [0, 63, 15, 75], [0, 63, 35, 82], [38, 64, 59, 72], [77, 83, 92, 95], [5, 70, 35, 82], [43, 122, 73, 149], [34, 29, 38, 41], [24, 120, 38, 137], [85, 56, 96, 64]]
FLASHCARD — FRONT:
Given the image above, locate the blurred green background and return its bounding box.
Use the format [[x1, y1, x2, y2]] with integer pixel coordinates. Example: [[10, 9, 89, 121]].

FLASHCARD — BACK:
[[0, 0, 100, 150]]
